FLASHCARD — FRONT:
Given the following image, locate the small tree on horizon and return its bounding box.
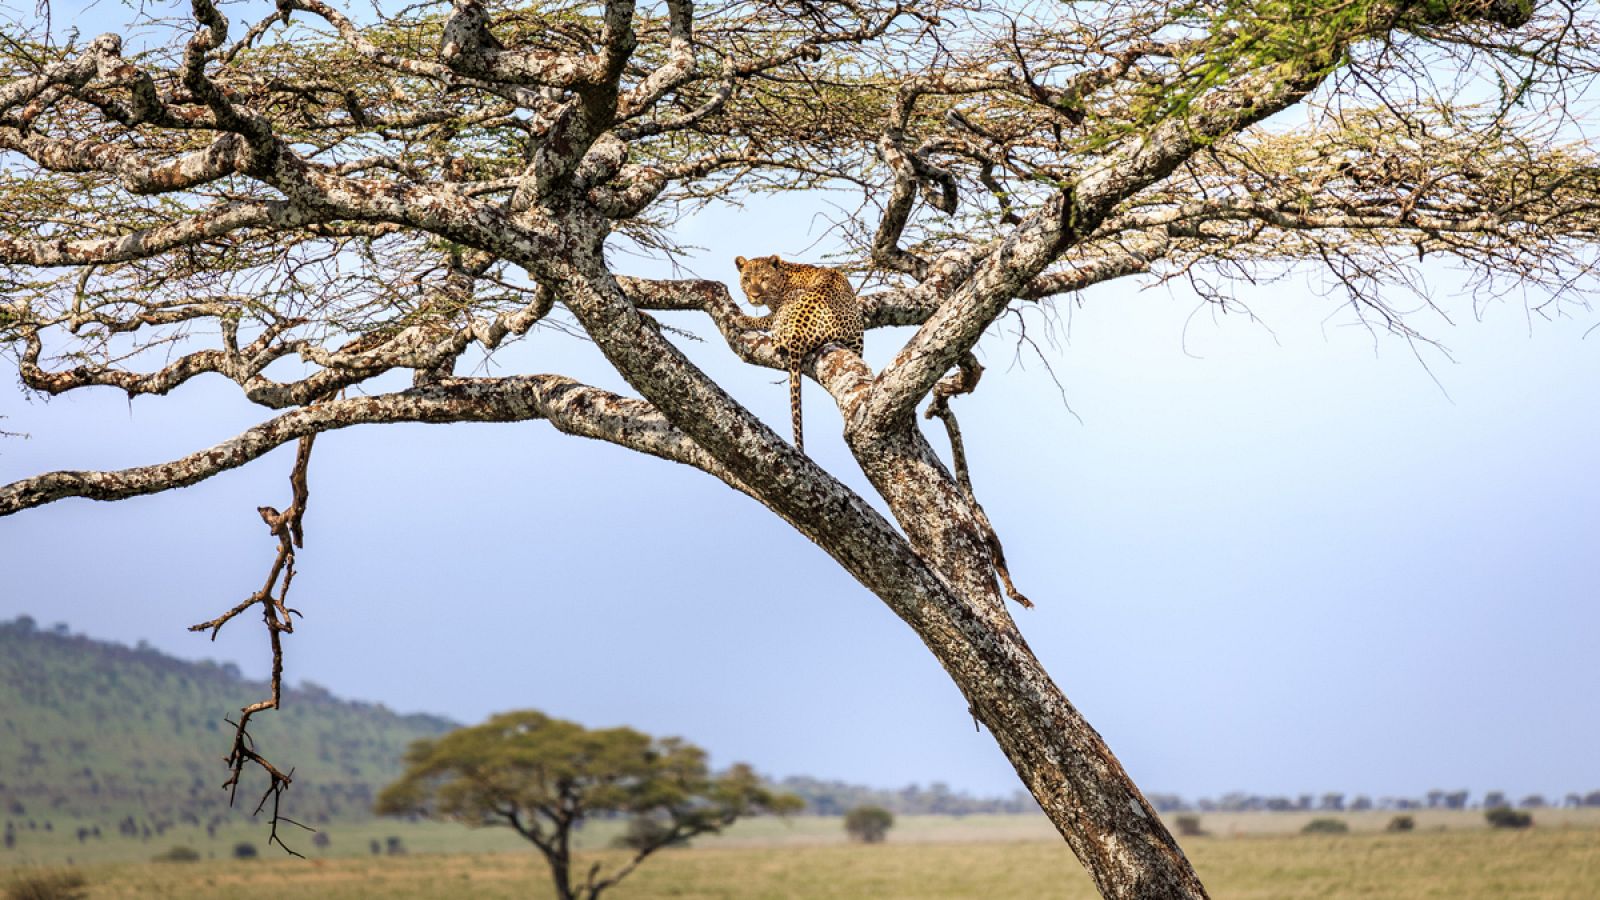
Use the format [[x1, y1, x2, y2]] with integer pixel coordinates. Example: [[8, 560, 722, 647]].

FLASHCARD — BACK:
[[1301, 818, 1349, 835], [375, 710, 801, 900], [844, 805, 895, 843], [1485, 807, 1533, 829]]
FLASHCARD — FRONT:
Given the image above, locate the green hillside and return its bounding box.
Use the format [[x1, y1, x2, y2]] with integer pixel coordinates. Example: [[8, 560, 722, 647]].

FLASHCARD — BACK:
[[0, 616, 454, 834]]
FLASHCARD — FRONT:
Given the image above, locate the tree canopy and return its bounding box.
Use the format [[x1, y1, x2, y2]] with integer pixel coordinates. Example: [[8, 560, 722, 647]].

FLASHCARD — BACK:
[[375, 710, 801, 900], [3, 1, 1598, 896]]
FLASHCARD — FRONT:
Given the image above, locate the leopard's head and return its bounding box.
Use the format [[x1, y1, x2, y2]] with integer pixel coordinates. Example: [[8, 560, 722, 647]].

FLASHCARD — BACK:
[[734, 255, 787, 308]]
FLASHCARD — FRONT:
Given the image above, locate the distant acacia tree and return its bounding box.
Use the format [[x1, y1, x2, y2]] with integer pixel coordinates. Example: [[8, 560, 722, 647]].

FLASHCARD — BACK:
[[844, 805, 895, 843], [1386, 815, 1415, 832], [1301, 818, 1349, 834], [375, 711, 800, 900], [3, 0, 1598, 896], [1484, 807, 1533, 829]]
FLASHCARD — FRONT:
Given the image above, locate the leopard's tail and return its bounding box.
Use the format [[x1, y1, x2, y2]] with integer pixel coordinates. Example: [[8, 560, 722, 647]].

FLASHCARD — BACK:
[[789, 365, 804, 453]]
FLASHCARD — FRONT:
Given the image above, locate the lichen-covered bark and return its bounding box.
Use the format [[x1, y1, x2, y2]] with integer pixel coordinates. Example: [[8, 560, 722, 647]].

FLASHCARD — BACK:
[[0, 376, 746, 515]]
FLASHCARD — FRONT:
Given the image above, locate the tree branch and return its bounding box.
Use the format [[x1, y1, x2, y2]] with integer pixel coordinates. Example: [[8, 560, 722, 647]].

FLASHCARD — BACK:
[[0, 201, 318, 267], [0, 376, 741, 516], [860, 32, 1356, 432]]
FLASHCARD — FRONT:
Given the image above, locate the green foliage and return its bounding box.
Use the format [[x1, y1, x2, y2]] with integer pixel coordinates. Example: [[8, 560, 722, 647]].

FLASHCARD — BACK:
[[1301, 818, 1349, 834], [377, 711, 799, 832], [1386, 815, 1416, 832], [231, 842, 258, 859], [844, 805, 895, 843], [1109, 0, 1535, 146], [1485, 807, 1533, 829], [1189, 1, 1368, 89], [377, 710, 800, 899], [151, 846, 201, 863], [1096, 0, 1374, 144], [2, 870, 87, 900]]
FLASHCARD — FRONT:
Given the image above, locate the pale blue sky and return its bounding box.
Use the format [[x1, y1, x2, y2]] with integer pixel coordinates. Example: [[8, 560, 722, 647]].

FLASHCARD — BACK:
[[1, 2, 1597, 806]]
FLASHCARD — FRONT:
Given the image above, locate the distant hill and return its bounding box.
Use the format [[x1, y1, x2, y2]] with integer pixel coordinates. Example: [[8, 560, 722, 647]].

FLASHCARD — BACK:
[[0, 616, 455, 831]]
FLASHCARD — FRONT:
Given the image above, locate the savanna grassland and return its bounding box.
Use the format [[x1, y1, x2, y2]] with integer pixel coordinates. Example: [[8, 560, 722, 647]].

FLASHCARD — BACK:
[[5, 813, 1599, 899], [7, 624, 1597, 898]]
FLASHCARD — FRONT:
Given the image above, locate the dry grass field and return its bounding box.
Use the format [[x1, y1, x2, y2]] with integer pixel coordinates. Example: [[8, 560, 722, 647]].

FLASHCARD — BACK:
[[4, 812, 1598, 899]]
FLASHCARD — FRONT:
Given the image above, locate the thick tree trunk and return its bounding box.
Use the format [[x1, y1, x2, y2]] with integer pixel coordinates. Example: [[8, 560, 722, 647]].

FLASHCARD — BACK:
[[837, 432, 1207, 898], [887, 585, 1206, 899], [543, 849, 574, 900]]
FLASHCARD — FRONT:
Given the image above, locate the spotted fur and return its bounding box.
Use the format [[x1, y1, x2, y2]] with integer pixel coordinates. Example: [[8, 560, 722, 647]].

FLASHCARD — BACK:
[[734, 255, 864, 453]]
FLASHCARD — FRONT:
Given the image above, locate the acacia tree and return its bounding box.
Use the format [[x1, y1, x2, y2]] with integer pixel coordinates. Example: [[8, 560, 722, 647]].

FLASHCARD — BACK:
[[844, 804, 895, 843], [2, 0, 1597, 896], [375, 711, 800, 900]]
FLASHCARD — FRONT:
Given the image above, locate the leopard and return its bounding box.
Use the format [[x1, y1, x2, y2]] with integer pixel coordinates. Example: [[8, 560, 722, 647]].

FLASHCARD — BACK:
[[734, 255, 864, 453]]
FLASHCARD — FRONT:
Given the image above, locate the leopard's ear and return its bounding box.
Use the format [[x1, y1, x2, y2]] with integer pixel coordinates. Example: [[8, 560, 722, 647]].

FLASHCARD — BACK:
[[734, 256, 747, 270]]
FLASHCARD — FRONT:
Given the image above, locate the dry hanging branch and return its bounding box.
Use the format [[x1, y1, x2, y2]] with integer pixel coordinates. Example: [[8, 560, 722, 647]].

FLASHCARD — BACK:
[[188, 434, 317, 856]]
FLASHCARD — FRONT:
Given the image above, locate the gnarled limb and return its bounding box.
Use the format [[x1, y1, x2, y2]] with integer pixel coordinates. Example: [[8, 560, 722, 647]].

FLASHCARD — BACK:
[[0, 376, 748, 516], [0, 201, 319, 267]]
